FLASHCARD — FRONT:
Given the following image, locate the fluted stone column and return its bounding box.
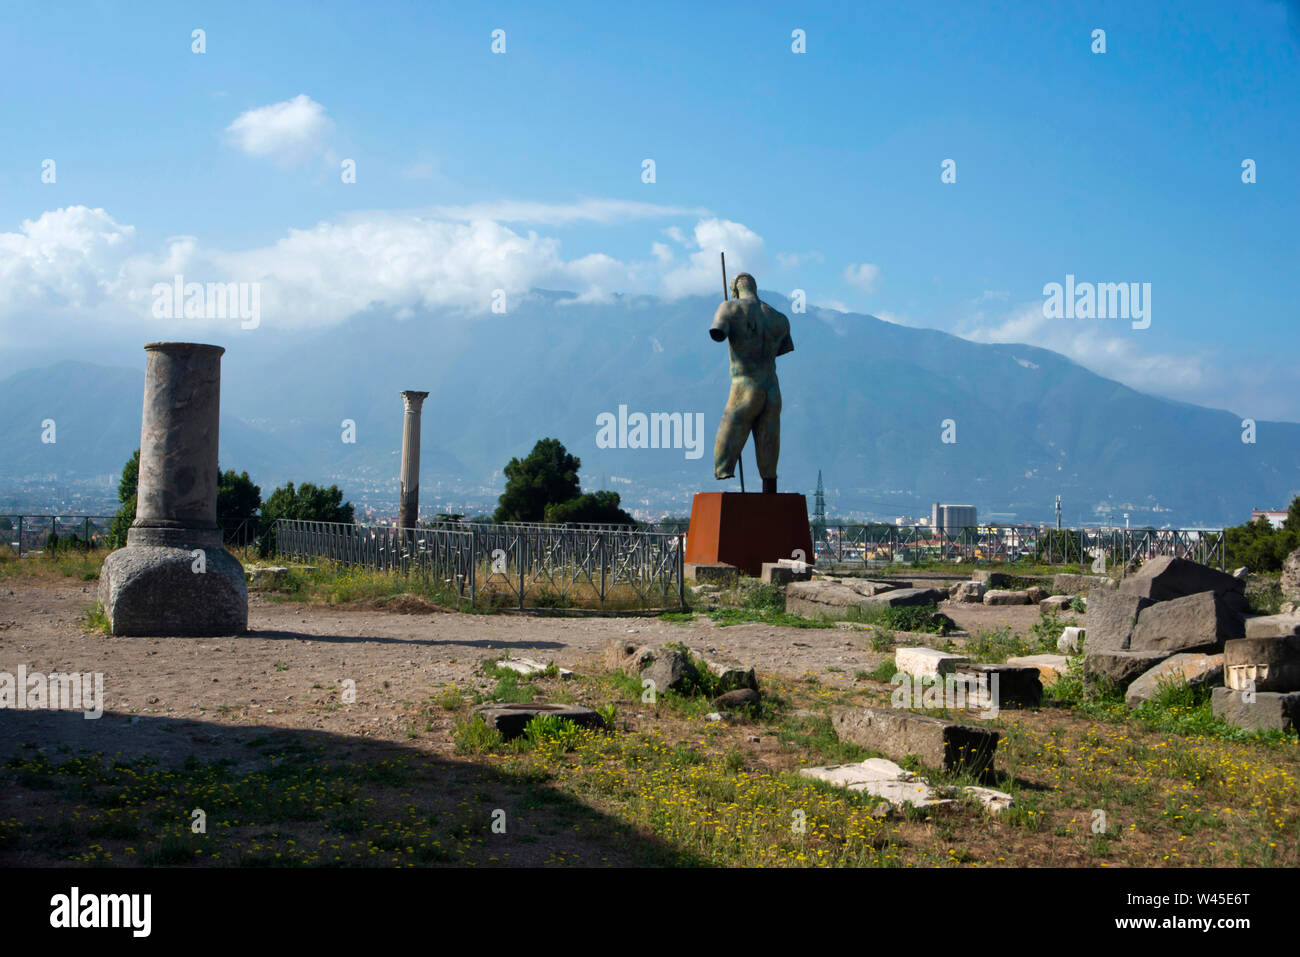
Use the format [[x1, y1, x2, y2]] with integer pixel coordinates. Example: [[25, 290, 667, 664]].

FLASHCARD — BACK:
[[98, 343, 248, 636], [399, 391, 429, 529]]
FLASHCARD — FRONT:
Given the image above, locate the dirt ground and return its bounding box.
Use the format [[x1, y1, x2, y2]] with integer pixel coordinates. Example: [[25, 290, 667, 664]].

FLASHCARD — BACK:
[[0, 577, 1047, 763]]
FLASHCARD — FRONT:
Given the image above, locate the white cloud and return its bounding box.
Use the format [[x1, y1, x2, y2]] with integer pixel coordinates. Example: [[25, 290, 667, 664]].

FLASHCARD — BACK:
[[844, 262, 880, 292], [0, 207, 135, 329], [0, 203, 767, 340], [660, 218, 765, 298], [960, 301, 1209, 400], [225, 94, 333, 164]]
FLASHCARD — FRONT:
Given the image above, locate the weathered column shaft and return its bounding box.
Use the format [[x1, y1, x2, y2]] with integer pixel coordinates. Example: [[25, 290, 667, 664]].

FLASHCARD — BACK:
[[399, 390, 429, 529], [99, 341, 247, 636], [131, 342, 225, 547]]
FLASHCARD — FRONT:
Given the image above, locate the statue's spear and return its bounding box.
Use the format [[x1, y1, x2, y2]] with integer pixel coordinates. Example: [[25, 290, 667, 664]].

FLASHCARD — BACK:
[[721, 251, 745, 493]]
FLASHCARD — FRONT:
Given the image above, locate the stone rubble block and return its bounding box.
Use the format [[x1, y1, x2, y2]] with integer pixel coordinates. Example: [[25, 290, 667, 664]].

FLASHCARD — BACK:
[[1040, 595, 1076, 614], [952, 581, 986, 603], [495, 657, 573, 679], [760, 561, 812, 585], [1223, 635, 1300, 693], [1128, 590, 1244, 655], [1211, 687, 1300, 732], [1052, 573, 1115, 595], [953, 663, 1043, 709], [799, 758, 1014, 813], [1083, 649, 1171, 689], [895, 647, 970, 679], [831, 706, 999, 775], [983, 589, 1031, 606], [1244, 615, 1300, 640], [1084, 591, 1155, 652], [1124, 652, 1224, 708], [1119, 556, 1247, 612], [1006, 654, 1073, 685], [685, 562, 739, 586], [473, 703, 606, 739]]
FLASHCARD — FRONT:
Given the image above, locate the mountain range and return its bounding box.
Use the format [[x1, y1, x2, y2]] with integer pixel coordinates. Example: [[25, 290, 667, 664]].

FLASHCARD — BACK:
[[2, 291, 1296, 527]]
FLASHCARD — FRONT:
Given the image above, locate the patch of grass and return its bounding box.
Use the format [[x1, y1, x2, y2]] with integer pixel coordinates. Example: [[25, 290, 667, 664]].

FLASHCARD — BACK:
[[707, 607, 835, 628], [82, 602, 111, 636], [452, 715, 503, 754], [866, 659, 898, 682], [868, 626, 895, 652], [831, 602, 951, 635], [964, 626, 1037, 663], [1246, 577, 1285, 616]]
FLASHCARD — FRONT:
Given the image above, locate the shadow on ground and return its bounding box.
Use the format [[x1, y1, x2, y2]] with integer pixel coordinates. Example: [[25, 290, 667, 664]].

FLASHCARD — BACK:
[[0, 709, 697, 867]]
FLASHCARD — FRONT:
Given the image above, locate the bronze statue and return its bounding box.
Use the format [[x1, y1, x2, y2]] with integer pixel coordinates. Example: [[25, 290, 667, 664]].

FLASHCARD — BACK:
[[709, 272, 792, 493]]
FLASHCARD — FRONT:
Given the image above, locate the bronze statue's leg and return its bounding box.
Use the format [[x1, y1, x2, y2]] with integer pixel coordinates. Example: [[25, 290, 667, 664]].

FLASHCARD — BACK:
[[752, 384, 782, 486], [714, 384, 763, 480]]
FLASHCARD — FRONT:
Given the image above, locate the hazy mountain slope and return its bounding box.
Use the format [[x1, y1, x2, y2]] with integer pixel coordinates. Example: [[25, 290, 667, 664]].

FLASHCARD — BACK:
[[1, 293, 1295, 525]]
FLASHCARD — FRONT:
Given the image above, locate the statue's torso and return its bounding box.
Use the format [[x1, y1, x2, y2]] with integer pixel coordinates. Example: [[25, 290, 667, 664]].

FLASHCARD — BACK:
[[726, 299, 790, 386]]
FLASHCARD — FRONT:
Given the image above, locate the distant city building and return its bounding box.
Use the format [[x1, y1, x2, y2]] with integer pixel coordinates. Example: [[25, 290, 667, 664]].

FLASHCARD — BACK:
[[1251, 508, 1288, 529], [931, 502, 978, 531], [895, 515, 917, 526]]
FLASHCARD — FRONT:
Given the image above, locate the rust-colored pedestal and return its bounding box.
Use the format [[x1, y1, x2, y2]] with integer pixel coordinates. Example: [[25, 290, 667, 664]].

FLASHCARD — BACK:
[[685, 492, 814, 578]]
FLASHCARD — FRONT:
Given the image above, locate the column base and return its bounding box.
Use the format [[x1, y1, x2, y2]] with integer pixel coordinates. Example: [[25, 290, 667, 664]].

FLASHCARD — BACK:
[[98, 543, 248, 636]]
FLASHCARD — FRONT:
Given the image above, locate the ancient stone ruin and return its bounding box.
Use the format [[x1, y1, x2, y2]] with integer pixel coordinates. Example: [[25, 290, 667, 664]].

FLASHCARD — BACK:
[[97, 342, 248, 636]]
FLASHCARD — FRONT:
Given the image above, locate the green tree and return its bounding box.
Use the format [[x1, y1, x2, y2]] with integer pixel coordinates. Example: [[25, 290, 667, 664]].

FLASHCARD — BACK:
[[259, 481, 355, 556], [217, 469, 262, 546], [494, 438, 581, 524], [108, 449, 141, 548], [545, 490, 637, 526], [1225, 512, 1299, 573], [1285, 495, 1300, 534]]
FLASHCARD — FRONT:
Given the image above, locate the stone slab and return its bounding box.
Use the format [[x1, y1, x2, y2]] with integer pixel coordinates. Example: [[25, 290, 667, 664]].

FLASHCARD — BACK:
[[1244, 614, 1300, 640], [983, 589, 1031, 606], [1053, 573, 1116, 595], [495, 657, 573, 679], [1084, 590, 1154, 652], [760, 561, 812, 585], [1006, 654, 1073, 685], [684, 562, 739, 586], [1223, 635, 1300, 693], [1125, 652, 1224, 707], [831, 706, 999, 775], [953, 663, 1043, 709], [1211, 687, 1300, 732], [1040, 595, 1076, 613], [473, 703, 606, 740], [1128, 590, 1244, 655], [1119, 556, 1247, 612], [895, 647, 970, 679], [1083, 649, 1171, 689], [786, 582, 942, 619]]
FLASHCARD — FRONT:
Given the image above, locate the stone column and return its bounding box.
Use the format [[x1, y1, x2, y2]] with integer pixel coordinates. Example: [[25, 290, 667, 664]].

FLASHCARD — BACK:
[[398, 391, 429, 529], [98, 342, 248, 636], [131, 343, 224, 547]]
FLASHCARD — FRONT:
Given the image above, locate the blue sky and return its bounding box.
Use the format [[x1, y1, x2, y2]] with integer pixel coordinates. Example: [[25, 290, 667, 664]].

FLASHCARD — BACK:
[[2, 0, 1297, 417]]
